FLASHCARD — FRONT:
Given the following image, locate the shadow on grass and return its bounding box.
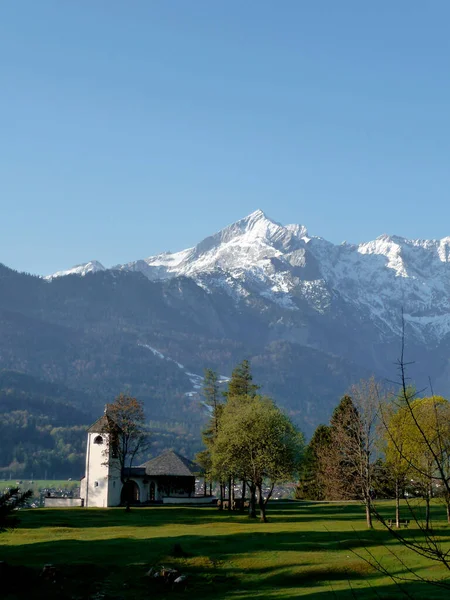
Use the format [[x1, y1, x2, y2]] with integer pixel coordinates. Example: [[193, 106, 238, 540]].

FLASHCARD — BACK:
[[12, 501, 398, 530], [2, 533, 449, 600], [0, 535, 380, 600], [3, 503, 450, 599]]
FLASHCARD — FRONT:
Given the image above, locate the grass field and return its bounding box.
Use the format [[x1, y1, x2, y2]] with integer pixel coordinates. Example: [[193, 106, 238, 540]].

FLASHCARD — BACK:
[[1, 500, 450, 599]]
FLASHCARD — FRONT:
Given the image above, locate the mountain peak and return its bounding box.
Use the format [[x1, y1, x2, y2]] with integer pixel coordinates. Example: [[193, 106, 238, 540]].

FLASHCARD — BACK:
[[231, 209, 283, 237], [45, 260, 106, 280], [246, 208, 267, 220]]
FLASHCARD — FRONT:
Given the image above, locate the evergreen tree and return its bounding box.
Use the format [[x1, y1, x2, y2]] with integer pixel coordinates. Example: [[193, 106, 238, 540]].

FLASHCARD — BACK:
[[196, 370, 224, 506], [296, 424, 331, 500], [326, 395, 361, 500], [328, 380, 381, 528], [224, 359, 260, 400], [0, 487, 33, 532]]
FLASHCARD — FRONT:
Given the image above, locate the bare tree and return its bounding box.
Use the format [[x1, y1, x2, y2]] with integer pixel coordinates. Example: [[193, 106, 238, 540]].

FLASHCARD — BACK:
[[103, 393, 151, 486], [367, 320, 450, 588], [331, 378, 381, 528]]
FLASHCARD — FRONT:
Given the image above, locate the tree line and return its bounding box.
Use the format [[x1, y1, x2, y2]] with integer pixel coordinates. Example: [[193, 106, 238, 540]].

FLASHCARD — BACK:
[[196, 360, 304, 522], [296, 375, 450, 532]]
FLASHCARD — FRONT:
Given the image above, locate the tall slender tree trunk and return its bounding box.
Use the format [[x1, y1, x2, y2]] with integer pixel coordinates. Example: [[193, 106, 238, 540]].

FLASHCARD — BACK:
[[219, 481, 224, 511], [257, 484, 267, 523], [248, 483, 257, 518], [209, 481, 212, 497], [365, 496, 373, 529], [425, 488, 431, 530], [395, 479, 400, 528], [227, 477, 232, 512], [364, 455, 372, 528], [241, 480, 246, 512]]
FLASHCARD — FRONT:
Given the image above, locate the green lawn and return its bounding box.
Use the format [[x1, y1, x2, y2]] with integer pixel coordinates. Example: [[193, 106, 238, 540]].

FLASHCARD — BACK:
[[1, 501, 450, 599]]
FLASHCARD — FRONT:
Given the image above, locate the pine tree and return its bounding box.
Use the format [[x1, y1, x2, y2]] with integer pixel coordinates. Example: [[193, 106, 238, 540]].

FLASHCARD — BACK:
[[327, 395, 361, 500], [0, 487, 33, 532], [329, 380, 381, 528], [296, 424, 331, 500], [224, 359, 260, 400], [196, 369, 224, 506]]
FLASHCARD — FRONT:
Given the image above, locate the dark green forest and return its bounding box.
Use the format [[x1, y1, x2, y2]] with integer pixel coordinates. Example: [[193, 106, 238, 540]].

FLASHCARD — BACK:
[[0, 370, 204, 479]]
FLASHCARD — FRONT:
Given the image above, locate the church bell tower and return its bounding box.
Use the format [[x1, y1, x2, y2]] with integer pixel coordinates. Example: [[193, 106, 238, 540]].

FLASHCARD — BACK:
[[80, 413, 122, 507]]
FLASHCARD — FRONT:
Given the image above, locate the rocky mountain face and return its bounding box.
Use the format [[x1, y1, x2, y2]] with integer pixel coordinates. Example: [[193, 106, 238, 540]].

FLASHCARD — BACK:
[[48, 209, 450, 388], [50, 209, 450, 343], [2, 209, 450, 476]]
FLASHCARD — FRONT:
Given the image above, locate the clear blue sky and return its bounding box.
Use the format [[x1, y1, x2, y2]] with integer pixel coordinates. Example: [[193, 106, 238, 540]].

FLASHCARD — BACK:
[[2, 1, 450, 275]]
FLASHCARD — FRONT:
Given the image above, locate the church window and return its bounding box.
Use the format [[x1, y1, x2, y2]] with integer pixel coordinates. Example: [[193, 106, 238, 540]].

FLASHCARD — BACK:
[[94, 435, 103, 445]]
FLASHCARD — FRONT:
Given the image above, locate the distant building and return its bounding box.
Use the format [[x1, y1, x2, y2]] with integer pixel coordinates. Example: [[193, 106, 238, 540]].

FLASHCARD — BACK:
[[77, 413, 212, 508]]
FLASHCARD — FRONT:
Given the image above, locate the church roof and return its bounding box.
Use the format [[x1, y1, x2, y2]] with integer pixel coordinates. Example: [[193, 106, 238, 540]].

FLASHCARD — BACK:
[[140, 450, 203, 477], [87, 414, 121, 434]]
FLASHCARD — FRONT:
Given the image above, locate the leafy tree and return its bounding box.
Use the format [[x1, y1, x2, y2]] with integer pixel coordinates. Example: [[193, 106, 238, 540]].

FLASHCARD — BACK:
[[380, 396, 411, 527], [103, 394, 151, 486], [0, 487, 33, 532], [394, 396, 450, 528], [212, 394, 304, 522], [222, 359, 260, 513]]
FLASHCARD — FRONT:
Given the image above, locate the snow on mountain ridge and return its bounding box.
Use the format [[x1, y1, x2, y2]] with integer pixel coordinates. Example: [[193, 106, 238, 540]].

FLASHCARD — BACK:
[[44, 211, 450, 342], [45, 260, 106, 280]]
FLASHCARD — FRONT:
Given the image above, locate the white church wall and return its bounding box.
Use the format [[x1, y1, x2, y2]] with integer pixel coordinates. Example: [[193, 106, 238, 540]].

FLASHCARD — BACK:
[[80, 477, 87, 503], [84, 432, 111, 507], [107, 474, 122, 507]]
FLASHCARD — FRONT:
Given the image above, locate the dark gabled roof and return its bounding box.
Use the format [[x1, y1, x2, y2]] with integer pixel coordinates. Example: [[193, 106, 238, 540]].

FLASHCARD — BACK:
[[139, 450, 203, 477], [87, 413, 121, 434]]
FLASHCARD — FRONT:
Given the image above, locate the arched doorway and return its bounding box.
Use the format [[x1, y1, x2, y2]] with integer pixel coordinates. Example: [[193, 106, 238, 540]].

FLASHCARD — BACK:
[[121, 480, 140, 504]]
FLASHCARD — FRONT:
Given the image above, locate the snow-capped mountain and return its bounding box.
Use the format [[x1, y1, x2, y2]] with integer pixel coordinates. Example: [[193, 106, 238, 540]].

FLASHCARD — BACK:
[[47, 209, 450, 344], [6, 211, 450, 440], [46, 260, 106, 279]]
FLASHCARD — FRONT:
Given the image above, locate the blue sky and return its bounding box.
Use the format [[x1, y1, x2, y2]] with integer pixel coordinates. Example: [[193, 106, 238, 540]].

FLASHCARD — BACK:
[[2, 2, 450, 274]]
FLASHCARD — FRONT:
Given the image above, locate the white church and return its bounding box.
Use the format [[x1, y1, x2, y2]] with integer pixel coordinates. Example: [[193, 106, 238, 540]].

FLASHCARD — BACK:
[[48, 412, 213, 508]]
